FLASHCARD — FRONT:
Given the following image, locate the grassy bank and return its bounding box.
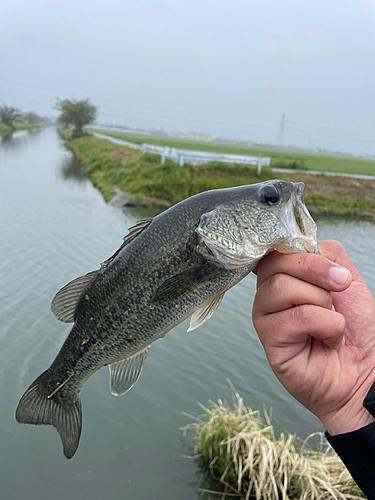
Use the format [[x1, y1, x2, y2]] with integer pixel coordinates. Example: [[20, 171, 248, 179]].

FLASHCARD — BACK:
[[0, 121, 13, 135], [183, 394, 364, 499], [91, 128, 375, 176], [60, 129, 375, 219], [0, 121, 42, 136]]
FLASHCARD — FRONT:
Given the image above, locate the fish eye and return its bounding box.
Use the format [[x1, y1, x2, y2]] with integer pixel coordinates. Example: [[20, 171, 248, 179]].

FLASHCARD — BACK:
[[261, 185, 280, 205]]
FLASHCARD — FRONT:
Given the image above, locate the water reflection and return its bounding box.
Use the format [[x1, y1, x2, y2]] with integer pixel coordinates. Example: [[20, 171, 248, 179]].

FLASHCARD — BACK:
[[59, 153, 88, 184], [0, 131, 30, 154], [184, 456, 231, 500], [0, 133, 13, 143], [0, 128, 44, 154]]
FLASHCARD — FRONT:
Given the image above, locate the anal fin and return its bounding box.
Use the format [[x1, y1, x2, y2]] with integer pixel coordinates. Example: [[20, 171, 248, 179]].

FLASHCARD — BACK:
[[109, 347, 150, 396], [187, 293, 225, 332]]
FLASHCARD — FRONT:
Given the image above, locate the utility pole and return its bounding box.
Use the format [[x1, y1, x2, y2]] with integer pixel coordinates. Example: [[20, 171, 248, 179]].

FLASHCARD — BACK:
[[277, 113, 286, 147]]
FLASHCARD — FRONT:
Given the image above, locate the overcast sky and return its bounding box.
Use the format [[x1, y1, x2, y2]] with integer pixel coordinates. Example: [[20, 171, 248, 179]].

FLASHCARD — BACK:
[[1, 0, 374, 154]]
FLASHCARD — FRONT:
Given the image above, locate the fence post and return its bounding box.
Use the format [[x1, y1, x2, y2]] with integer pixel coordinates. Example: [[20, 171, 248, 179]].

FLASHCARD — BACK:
[[161, 147, 170, 164], [93, 132, 270, 170]]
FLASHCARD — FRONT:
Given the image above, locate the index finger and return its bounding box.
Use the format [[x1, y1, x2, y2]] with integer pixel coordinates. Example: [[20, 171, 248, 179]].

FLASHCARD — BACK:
[[256, 247, 352, 293]]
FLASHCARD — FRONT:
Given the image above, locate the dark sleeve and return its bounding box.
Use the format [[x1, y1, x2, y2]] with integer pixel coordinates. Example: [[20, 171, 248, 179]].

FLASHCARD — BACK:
[[325, 381, 375, 500], [326, 424, 375, 499]]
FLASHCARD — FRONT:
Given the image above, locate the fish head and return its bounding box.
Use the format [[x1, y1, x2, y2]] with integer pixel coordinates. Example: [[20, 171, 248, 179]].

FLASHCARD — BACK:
[[196, 180, 318, 270]]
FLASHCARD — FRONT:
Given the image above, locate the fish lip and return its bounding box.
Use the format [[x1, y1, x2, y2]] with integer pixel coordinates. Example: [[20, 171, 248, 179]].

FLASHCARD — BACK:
[[293, 182, 305, 197], [276, 183, 319, 254], [293, 182, 308, 235]]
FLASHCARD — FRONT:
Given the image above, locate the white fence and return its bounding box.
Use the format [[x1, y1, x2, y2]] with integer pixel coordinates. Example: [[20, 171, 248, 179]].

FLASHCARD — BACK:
[[91, 131, 271, 174]]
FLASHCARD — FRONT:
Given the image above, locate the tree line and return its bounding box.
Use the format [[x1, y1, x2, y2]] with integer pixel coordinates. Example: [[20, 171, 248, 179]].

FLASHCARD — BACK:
[[0, 97, 98, 136], [0, 104, 48, 128]]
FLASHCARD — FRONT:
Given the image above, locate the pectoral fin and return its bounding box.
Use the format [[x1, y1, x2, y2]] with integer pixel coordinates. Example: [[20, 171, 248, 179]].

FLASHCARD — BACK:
[[51, 270, 99, 322], [152, 264, 217, 304], [109, 347, 150, 396], [187, 293, 225, 332]]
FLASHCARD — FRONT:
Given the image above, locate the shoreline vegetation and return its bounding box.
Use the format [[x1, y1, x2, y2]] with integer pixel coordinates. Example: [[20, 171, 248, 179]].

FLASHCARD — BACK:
[[183, 393, 364, 499], [59, 129, 375, 219], [0, 121, 43, 136]]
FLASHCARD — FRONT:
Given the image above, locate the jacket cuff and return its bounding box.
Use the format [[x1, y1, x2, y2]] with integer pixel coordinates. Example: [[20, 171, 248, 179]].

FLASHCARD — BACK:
[[325, 422, 375, 499], [364, 379, 375, 418], [324, 380, 375, 499]]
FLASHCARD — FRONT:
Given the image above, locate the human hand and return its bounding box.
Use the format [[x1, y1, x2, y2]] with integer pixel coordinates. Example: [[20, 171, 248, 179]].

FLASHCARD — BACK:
[[252, 240, 375, 436]]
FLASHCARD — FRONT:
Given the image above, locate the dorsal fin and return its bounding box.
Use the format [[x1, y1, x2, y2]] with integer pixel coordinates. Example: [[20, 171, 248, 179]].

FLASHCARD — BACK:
[[123, 218, 153, 245], [100, 218, 153, 268], [109, 347, 150, 396], [51, 270, 99, 322]]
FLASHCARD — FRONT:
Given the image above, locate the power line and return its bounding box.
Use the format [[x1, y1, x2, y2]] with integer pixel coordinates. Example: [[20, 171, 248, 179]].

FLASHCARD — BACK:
[[276, 113, 286, 146]]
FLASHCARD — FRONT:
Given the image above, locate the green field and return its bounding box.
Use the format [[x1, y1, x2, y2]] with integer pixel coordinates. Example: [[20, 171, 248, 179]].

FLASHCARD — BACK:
[[60, 129, 375, 219], [91, 128, 375, 176]]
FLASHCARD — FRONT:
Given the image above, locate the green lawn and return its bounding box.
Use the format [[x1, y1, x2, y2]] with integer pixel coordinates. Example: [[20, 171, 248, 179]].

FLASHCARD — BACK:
[[91, 128, 375, 176]]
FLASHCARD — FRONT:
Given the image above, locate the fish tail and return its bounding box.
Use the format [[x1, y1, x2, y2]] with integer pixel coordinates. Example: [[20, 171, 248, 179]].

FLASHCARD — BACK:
[[15, 371, 82, 459]]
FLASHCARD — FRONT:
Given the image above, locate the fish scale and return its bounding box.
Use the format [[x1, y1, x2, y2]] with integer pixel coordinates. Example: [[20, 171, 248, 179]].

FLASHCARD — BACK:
[[16, 180, 318, 458]]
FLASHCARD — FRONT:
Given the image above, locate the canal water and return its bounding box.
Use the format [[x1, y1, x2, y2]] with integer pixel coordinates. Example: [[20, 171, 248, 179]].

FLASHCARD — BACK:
[[0, 129, 374, 500]]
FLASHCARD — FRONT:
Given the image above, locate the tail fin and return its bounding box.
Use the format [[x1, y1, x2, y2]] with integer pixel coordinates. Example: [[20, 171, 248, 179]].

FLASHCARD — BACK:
[[15, 372, 82, 459]]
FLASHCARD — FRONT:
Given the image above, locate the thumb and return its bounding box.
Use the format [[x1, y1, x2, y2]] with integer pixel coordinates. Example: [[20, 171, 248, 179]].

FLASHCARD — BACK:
[[318, 240, 365, 284]]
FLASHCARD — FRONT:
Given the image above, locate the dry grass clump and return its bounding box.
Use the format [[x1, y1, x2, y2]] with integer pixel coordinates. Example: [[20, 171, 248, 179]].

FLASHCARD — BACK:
[[182, 392, 364, 499]]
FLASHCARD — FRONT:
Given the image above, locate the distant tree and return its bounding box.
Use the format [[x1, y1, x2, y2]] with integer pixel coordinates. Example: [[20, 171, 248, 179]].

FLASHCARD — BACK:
[[0, 104, 22, 128], [54, 97, 98, 137], [21, 111, 44, 124]]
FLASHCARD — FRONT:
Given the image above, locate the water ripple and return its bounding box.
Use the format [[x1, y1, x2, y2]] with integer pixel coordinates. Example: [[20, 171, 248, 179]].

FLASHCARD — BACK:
[[0, 129, 373, 500]]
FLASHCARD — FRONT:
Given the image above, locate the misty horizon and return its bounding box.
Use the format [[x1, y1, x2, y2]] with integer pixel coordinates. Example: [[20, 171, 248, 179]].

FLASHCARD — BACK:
[[1, 0, 374, 156]]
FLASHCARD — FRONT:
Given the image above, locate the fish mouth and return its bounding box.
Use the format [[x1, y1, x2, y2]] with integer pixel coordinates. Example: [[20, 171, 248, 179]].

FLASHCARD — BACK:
[[275, 182, 319, 255]]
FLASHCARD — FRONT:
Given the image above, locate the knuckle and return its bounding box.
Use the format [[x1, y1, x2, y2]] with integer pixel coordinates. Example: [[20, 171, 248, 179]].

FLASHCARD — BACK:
[[251, 300, 261, 323], [328, 239, 344, 254], [266, 273, 289, 297], [291, 304, 311, 326], [334, 313, 346, 334], [252, 315, 269, 343], [319, 239, 345, 260], [321, 289, 333, 309]]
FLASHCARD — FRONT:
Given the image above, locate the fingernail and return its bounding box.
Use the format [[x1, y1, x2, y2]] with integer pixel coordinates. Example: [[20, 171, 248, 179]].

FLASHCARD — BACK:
[[329, 266, 350, 285]]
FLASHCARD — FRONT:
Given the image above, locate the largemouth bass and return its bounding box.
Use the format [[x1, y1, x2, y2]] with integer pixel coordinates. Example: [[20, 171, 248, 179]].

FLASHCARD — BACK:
[[16, 180, 318, 458]]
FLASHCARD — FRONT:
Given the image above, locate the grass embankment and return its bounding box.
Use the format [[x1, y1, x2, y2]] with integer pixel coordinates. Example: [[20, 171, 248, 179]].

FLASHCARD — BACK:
[[60, 129, 375, 219], [183, 394, 364, 499], [0, 121, 42, 136], [92, 128, 375, 176]]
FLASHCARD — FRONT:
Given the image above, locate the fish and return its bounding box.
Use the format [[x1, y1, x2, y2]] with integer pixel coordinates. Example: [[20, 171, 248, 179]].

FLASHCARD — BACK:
[[16, 180, 318, 459]]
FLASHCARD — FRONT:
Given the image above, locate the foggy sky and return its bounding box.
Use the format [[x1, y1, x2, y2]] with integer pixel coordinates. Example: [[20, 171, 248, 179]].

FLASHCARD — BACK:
[[1, 0, 375, 155]]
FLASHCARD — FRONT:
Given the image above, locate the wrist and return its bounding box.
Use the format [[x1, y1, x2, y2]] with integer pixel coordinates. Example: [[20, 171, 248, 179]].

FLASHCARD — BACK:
[[323, 408, 375, 436], [321, 371, 375, 436]]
